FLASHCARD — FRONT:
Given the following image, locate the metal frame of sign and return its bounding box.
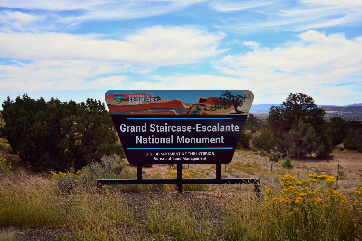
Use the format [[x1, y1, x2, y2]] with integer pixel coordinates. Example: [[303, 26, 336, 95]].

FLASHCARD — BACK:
[[97, 164, 260, 194], [98, 90, 260, 194]]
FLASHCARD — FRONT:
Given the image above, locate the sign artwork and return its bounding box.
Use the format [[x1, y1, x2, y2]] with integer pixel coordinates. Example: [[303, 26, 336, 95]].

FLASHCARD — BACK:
[[105, 90, 254, 165]]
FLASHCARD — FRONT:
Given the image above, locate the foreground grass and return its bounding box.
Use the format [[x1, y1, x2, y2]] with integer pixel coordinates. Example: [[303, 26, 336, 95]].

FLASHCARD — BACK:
[[1, 173, 361, 241], [1, 151, 361, 240]]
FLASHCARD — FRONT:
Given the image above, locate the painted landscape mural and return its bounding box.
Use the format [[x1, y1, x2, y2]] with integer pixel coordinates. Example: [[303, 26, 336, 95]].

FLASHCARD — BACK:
[[105, 90, 254, 115]]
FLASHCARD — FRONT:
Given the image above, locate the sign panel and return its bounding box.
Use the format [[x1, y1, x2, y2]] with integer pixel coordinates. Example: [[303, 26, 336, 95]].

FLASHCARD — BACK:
[[106, 90, 253, 164]]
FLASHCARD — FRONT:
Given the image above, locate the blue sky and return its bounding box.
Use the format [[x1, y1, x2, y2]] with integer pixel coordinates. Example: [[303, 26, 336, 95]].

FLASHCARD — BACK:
[[1, 0, 362, 107]]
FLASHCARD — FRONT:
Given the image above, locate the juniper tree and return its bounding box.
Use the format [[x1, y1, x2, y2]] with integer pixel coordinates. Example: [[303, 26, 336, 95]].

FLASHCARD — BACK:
[[1, 95, 124, 172], [268, 93, 333, 159]]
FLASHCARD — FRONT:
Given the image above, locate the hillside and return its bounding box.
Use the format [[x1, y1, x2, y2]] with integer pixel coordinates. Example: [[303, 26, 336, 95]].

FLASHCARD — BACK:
[[251, 103, 362, 120], [322, 105, 362, 120]]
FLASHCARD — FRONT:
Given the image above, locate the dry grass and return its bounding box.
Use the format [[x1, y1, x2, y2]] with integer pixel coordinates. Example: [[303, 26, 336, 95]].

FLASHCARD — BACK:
[[0, 149, 361, 240], [0, 228, 22, 241]]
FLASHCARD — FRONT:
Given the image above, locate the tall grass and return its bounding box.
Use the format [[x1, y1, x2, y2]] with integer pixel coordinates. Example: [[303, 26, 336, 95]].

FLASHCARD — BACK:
[[223, 174, 362, 241], [66, 191, 135, 241], [0, 151, 361, 240], [145, 196, 216, 241], [0, 174, 66, 228]]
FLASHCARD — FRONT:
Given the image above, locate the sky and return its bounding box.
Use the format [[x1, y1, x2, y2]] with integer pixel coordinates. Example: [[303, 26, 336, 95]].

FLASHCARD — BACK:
[[1, 0, 362, 107]]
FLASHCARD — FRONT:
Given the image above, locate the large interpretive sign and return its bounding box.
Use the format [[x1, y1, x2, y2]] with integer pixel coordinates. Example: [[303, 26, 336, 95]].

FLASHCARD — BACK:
[[105, 90, 253, 165]]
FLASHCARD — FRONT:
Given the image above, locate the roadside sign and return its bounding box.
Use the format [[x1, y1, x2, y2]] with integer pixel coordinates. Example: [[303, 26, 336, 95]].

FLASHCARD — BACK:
[[105, 90, 253, 165]]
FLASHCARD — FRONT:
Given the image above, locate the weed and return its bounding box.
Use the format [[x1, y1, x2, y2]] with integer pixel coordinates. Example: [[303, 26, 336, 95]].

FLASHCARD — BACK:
[[50, 169, 82, 194]]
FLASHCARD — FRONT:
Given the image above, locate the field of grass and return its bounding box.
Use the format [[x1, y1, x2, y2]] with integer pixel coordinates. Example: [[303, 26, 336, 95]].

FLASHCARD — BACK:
[[0, 149, 361, 240]]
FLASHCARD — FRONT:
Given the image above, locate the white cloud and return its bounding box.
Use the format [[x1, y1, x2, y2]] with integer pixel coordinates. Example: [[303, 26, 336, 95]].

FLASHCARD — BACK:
[[311, 86, 360, 105], [0, 0, 104, 11], [0, 0, 206, 30], [0, 0, 205, 11], [243, 41, 260, 49], [0, 10, 45, 32], [88, 74, 243, 90], [145, 75, 243, 90], [212, 30, 362, 104], [0, 60, 129, 92], [213, 0, 362, 32], [301, 0, 362, 8], [208, 0, 274, 12], [0, 26, 225, 66], [2, 11, 41, 23]]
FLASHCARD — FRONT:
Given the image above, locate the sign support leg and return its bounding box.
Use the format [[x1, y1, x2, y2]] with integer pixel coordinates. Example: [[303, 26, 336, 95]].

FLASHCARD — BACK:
[[137, 164, 142, 181], [216, 164, 221, 180], [177, 163, 183, 193]]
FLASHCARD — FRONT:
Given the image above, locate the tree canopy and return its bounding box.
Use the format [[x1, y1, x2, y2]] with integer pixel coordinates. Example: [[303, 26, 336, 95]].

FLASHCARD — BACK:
[[268, 93, 333, 159], [0, 95, 124, 172]]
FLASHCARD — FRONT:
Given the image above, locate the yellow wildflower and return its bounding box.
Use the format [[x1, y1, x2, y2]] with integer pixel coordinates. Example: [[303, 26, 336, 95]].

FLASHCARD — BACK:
[[325, 176, 336, 184], [308, 178, 318, 183], [295, 197, 303, 204], [354, 186, 362, 196]]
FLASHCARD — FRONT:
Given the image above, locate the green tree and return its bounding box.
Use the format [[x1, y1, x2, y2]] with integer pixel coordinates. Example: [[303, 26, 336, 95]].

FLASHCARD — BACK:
[[1, 95, 124, 172], [269, 154, 279, 172], [268, 93, 333, 158], [344, 128, 362, 153], [328, 117, 348, 146], [252, 128, 275, 153], [283, 119, 319, 158], [244, 113, 263, 134], [236, 131, 252, 149]]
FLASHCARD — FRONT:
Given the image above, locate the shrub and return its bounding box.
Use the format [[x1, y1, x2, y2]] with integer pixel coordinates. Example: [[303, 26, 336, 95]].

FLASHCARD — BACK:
[[259, 174, 361, 240], [282, 158, 293, 169], [50, 168, 82, 194], [0, 153, 11, 173], [252, 128, 274, 153], [236, 131, 252, 149]]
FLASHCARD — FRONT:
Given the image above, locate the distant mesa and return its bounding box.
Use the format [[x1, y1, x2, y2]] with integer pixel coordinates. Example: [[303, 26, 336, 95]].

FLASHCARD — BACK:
[[250, 104, 362, 121], [322, 105, 362, 120]]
